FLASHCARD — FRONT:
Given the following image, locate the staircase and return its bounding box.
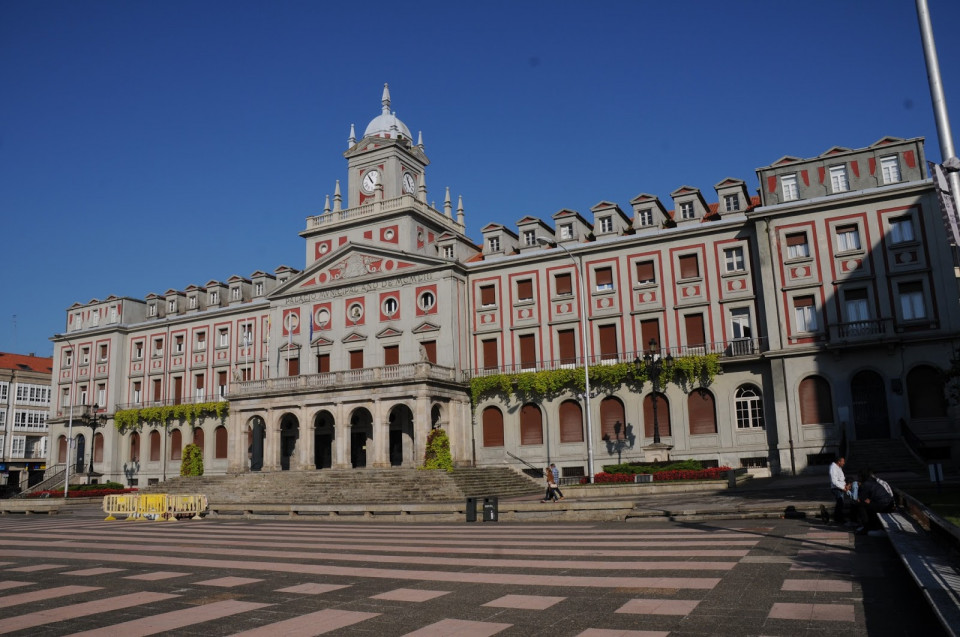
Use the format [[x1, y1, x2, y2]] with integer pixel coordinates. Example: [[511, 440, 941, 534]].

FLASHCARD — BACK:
[[847, 439, 926, 476], [142, 466, 542, 505]]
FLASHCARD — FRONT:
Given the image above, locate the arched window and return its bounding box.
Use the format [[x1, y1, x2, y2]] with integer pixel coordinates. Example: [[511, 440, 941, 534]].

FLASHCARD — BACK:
[[482, 407, 504, 447], [193, 427, 204, 450], [93, 433, 104, 463], [130, 432, 140, 462], [799, 375, 833, 425], [643, 393, 671, 438], [214, 425, 228, 459], [736, 385, 764, 429], [57, 435, 67, 463], [688, 390, 717, 435], [170, 429, 182, 460], [149, 430, 161, 461], [907, 365, 947, 418], [519, 404, 543, 445], [559, 400, 583, 443], [599, 397, 626, 441]]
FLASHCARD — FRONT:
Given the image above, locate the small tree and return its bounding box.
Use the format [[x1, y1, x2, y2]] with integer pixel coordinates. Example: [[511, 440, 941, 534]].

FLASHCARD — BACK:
[[422, 427, 453, 472], [180, 444, 204, 477]]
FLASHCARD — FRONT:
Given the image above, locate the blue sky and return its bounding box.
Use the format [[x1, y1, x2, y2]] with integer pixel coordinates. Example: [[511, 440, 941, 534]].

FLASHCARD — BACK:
[[2, 0, 959, 358]]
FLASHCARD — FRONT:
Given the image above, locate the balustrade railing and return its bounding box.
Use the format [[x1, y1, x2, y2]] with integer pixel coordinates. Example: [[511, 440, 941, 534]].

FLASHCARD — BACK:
[[305, 195, 463, 231], [231, 362, 465, 396], [832, 318, 888, 340]]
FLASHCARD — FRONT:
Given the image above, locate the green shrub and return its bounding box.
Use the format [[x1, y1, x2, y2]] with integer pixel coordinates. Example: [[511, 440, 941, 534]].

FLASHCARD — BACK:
[[422, 427, 453, 472], [180, 444, 204, 476], [602, 459, 704, 475]]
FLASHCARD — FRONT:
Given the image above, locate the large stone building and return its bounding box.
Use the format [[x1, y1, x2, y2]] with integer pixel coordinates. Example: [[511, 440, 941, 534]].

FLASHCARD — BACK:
[[0, 352, 53, 492], [47, 86, 960, 486]]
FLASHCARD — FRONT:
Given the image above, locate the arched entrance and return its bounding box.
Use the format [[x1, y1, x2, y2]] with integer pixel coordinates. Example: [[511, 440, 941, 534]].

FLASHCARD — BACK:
[[350, 408, 372, 468], [75, 434, 86, 474], [314, 410, 335, 469], [851, 370, 890, 439], [389, 405, 414, 466], [248, 416, 266, 471], [280, 414, 299, 471]]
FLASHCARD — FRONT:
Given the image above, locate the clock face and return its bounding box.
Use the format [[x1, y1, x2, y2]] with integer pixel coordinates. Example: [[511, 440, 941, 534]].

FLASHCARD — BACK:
[[361, 169, 380, 193], [402, 172, 416, 194]]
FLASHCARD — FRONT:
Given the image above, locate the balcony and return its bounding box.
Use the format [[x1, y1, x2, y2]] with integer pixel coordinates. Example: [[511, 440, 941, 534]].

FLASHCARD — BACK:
[[829, 318, 890, 342], [230, 362, 466, 398], [115, 393, 227, 412]]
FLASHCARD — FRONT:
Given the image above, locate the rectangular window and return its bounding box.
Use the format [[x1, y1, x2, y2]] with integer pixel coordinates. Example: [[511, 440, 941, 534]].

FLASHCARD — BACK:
[[81, 347, 90, 365], [152, 379, 162, 403], [558, 329, 576, 365], [595, 267, 614, 291], [684, 314, 706, 348], [519, 334, 536, 370], [255, 282, 264, 296], [98, 344, 108, 361], [637, 209, 653, 226], [153, 339, 163, 356], [599, 216, 613, 232], [517, 279, 534, 302], [890, 217, 915, 244], [195, 331, 206, 350], [349, 350, 363, 370], [781, 174, 798, 201], [555, 273, 572, 295], [830, 165, 849, 192], [724, 194, 740, 212], [217, 371, 227, 398], [845, 288, 870, 323], [148, 304, 157, 317], [598, 324, 618, 360], [794, 295, 818, 332], [724, 247, 745, 272], [881, 156, 901, 184], [195, 375, 205, 401], [680, 201, 695, 219], [730, 308, 752, 339], [836, 225, 861, 252], [174, 335, 184, 354], [559, 224, 573, 240], [421, 340, 437, 364], [218, 328, 229, 347], [636, 260, 656, 285], [231, 287, 241, 301], [383, 345, 399, 366], [480, 284, 496, 307], [678, 254, 700, 279], [482, 339, 499, 370], [168, 299, 177, 313], [287, 357, 299, 376], [210, 291, 219, 305], [640, 319, 660, 353], [317, 353, 331, 373], [97, 383, 106, 407], [64, 349, 73, 367], [189, 296, 197, 309], [786, 232, 810, 259], [523, 230, 536, 246], [899, 282, 925, 320], [487, 236, 500, 252], [442, 245, 454, 259], [133, 381, 142, 405]]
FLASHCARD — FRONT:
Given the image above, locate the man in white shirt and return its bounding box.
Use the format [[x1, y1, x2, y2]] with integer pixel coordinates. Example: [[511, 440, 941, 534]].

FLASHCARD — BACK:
[[828, 456, 847, 524]]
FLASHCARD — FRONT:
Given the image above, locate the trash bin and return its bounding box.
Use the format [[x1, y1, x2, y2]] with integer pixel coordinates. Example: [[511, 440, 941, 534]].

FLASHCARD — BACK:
[[482, 496, 499, 522], [465, 497, 477, 523]]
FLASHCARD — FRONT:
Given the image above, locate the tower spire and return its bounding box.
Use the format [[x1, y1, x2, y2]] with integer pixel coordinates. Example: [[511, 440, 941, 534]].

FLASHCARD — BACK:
[[457, 195, 465, 226], [381, 83, 391, 114], [348, 123, 356, 148], [333, 180, 342, 212], [444, 187, 452, 218]]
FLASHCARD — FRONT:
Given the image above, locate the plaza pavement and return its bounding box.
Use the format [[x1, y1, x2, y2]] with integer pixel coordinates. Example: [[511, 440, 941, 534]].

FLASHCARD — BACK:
[[0, 477, 948, 637]]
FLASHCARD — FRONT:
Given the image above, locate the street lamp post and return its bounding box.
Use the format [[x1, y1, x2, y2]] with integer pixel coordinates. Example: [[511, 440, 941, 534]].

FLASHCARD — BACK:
[[79, 404, 107, 476], [638, 338, 672, 445], [537, 236, 594, 482]]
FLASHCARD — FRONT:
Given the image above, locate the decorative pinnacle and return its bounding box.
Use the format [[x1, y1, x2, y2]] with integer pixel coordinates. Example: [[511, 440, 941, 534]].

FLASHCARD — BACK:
[[381, 83, 391, 114]]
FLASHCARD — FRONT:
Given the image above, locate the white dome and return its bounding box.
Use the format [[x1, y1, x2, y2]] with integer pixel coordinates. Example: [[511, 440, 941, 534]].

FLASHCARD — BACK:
[[362, 83, 412, 140]]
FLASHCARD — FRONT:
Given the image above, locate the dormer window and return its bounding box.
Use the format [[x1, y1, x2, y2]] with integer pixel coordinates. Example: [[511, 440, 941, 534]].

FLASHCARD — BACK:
[[559, 224, 573, 240], [637, 209, 653, 227], [110, 306, 118, 323], [231, 287, 241, 301], [599, 216, 613, 233], [189, 296, 197, 309], [523, 230, 536, 247], [829, 165, 849, 193], [881, 156, 901, 184], [724, 194, 740, 212], [90, 312, 99, 327], [209, 291, 219, 305], [442, 245, 454, 259], [781, 174, 799, 201], [487, 236, 500, 252], [255, 282, 264, 296], [168, 299, 177, 313], [680, 202, 695, 220]]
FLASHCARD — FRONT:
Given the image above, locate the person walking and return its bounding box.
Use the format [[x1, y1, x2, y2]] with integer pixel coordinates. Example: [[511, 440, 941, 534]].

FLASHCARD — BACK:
[[550, 463, 565, 500], [541, 466, 559, 502]]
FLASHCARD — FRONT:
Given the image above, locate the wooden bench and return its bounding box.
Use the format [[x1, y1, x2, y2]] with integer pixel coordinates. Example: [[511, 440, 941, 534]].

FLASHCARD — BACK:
[[879, 510, 960, 636]]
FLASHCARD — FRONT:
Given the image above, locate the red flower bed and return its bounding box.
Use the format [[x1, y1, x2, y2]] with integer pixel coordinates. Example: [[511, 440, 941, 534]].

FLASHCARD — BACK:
[[26, 488, 138, 499], [582, 467, 733, 484]]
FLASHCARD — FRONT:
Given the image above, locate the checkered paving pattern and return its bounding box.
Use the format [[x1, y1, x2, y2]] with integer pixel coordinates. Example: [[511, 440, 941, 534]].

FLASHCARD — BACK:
[[0, 516, 945, 636]]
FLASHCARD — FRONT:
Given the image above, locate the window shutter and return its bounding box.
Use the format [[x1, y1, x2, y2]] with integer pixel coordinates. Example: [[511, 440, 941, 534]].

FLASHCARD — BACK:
[[596, 267, 613, 287], [215, 426, 228, 459], [384, 345, 399, 366], [318, 353, 331, 373], [598, 325, 618, 360], [688, 391, 717, 435], [636, 261, 655, 283], [555, 273, 572, 295], [482, 339, 499, 370], [599, 398, 625, 441], [519, 404, 543, 445], [349, 350, 363, 370], [799, 376, 833, 425], [558, 329, 576, 364], [517, 279, 533, 301], [559, 401, 583, 443], [684, 314, 706, 347], [422, 340, 437, 364], [643, 394, 672, 438], [785, 233, 807, 246], [482, 408, 504, 447], [480, 285, 496, 306], [519, 334, 536, 369], [679, 255, 699, 279]]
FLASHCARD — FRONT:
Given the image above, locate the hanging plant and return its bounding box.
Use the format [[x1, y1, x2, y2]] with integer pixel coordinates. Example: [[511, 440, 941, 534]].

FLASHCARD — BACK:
[[114, 401, 230, 431]]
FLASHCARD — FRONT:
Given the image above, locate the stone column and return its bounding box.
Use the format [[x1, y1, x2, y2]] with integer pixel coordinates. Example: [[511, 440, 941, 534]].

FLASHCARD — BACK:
[[296, 406, 314, 471], [371, 399, 390, 468], [262, 412, 280, 472], [227, 410, 247, 474], [334, 402, 350, 468], [414, 393, 431, 467]]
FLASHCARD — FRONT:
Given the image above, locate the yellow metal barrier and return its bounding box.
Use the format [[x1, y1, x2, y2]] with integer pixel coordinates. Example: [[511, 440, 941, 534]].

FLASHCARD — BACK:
[[102, 493, 208, 521]]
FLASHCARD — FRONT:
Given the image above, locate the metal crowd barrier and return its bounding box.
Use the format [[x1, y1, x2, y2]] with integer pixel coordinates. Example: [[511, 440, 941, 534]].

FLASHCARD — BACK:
[[102, 493, 208, 521]]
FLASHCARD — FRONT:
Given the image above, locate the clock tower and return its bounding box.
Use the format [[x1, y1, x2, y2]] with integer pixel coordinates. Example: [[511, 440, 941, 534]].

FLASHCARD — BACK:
[[344, 84, 429, 208]]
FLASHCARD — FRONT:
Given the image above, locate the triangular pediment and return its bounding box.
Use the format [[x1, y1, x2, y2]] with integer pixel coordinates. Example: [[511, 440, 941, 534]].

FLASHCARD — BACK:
[[376, 327, 403, 338], [670, 185, 700, 197], [870, 136, 905, 147], [772, 155, 802, 166], [413, 321, 440, 334], [714, 177, 745, 188], [819, 146, 852, 157], [342, 331, 367, 344], [273, 241, 448, 296], [279, 341, 301, 352], [311, 336, 334, 347], [227, 274, 248, 284]]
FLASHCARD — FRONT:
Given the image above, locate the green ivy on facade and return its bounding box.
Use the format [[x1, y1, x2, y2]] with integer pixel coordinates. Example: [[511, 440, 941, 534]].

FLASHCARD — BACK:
[[113, 401, 229, 431]]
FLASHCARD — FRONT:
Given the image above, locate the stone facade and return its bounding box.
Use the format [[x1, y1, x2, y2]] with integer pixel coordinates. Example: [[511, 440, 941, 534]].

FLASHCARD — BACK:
[[0, 352, 53, 491], [47, 87, 960, 486]]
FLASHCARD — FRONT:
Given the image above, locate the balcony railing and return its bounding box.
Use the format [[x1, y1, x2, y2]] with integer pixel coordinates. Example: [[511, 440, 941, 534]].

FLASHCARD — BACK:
[[114, 393, 228, 412], [231, 362, 466, 397], [470, 337, 767, 377], [305, 195, 464, 232], [831, 318, 889, 340]]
